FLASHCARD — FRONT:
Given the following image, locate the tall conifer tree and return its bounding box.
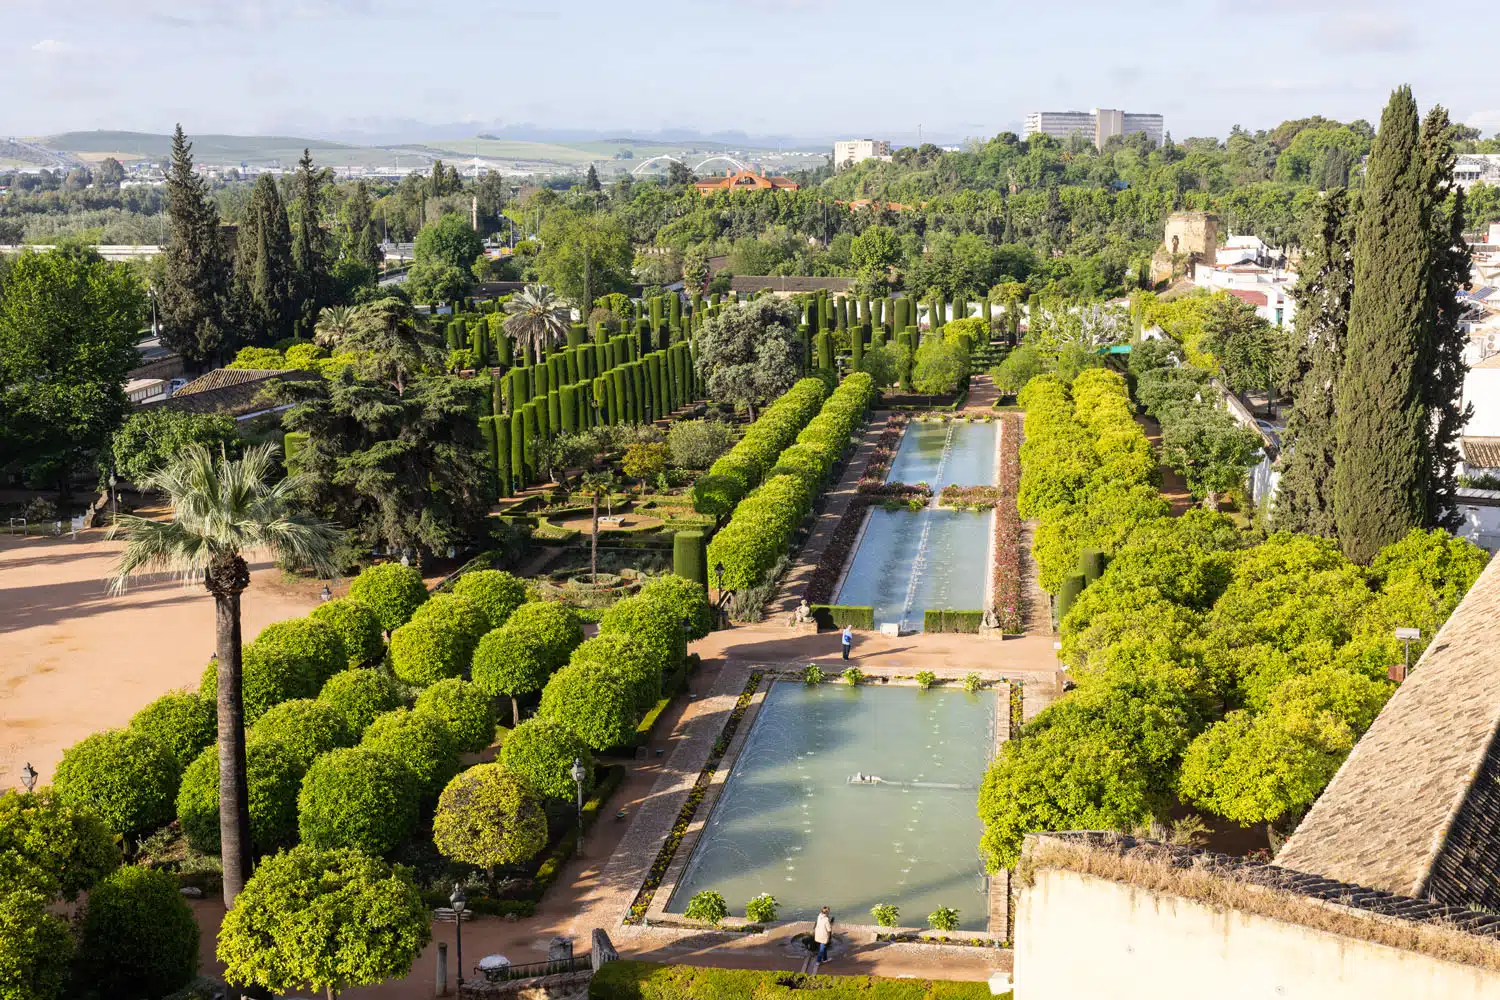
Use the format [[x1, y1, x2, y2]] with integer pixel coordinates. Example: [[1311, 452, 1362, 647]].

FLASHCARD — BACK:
[[1275, 188, 1354, 536], [1332, 87, 1429, 563], [158, 125, 232, 364], [1417, 107, 1472, 530], [289, 148, 332, 337], [236, 174, 296, 344]]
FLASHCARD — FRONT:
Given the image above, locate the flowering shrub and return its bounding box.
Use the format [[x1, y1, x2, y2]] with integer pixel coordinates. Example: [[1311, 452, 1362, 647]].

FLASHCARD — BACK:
[[937, 485, 1004, 509], [992, 414, 1024, 634]]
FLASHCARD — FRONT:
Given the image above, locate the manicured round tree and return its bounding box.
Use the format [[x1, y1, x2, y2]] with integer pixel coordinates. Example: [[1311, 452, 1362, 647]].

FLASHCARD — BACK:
[[309, 597, 385, 666], [0, 790, 120, 900], [359, 709, 460, 803], [74, 865, 198, 1000], [297, 747, 419, 855], [432, 764, 548, 869], [452, 570, 529, 630], [496, 718, 594, 803], [348, 562, 428, 632], [175, 738, 304, 855], [600, 593, 686, 670], [501, 601, 583, 664], [414, 678, 497, 754], [52, 730, 178, 839], [389, 618, 471, 687], [638, 573, 714, 641], [0, 888, 73, 1000], [411, 592, 492, 647], [316, 669, 404, 738], [537, 661, 637, 751], [569, 632, 663, 715], [217, 845, 431, 998], [128, 690, 216, 770], [247, 698, 353, 770], [240, 618, 347, 725]]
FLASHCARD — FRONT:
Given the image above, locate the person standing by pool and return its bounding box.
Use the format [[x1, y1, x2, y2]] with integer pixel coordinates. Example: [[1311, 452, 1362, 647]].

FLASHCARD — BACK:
[[814, 906, 833, 963], [840, 625, 852, 661]]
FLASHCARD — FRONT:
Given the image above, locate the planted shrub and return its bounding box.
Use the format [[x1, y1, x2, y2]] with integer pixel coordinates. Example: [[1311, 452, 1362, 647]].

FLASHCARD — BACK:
[[316, 668, 403, 738], [842, 666, 863, 685], [309, 597, 385, 666], [241, 618, 348, 723], [0, 889, 73, 1000], [668, 419, 737, 469], [74, 865, 199, 1000], [745, 892, 777, 924], [297, 747, 419, 856], [432, 764, 548, 869], [569, 632, 663, 716], [690, 474, 741, 522], [497, 718, 594, 802], [471, 601, 582, 724], [129, 691, 215, 769], [963, 673, 984, 694], [389, 618, 470, 687], [672, 532, 709, 589], [927, 906, 960, 932], [638, 573, 714, 640], [175, 738, 304, 855], [915, 671, 938, 690], [348, 562, 428, 632], [0, 789, 120, 901], [414, 678, 497, 754], [804, 664, 825, 685], [685, 889, 728, 926], [359, 709, 460, 803], [870, 903, 900, 927], [537, 661, 637, 751], [410, 592, 492, 649], [53, 730, 178, 839], [247, 698, 353, 770], [451, 570, 529, 629], [600, 593, 685, 670]]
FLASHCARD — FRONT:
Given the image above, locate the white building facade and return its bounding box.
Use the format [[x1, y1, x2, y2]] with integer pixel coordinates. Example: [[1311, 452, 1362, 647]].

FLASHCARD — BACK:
[[832, 139, 892, 170], [1025, 109, 1164, 149]]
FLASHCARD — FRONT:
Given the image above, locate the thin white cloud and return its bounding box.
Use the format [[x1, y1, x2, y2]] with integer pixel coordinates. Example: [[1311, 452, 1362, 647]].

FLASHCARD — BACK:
[[1319, 12, 1416, 54], [31, 39, 75, 54]]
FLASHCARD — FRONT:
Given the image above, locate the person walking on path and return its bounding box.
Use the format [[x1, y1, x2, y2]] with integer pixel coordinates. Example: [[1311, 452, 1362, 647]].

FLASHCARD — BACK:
[[814, 906, 833, 963], [840, 625, 852, 661]]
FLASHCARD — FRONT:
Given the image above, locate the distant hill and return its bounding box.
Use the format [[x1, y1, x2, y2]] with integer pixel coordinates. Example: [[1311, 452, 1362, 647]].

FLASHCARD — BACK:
[[35, 130, 358, 166]]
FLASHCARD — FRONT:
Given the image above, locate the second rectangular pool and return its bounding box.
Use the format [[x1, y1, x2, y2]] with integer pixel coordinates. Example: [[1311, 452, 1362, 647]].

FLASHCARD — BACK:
[[834, 507, 992, 630]]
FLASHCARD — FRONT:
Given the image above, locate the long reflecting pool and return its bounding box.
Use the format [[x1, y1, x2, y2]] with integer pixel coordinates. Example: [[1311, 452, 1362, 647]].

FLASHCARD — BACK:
[[667, 682, 994, 931], [886, 419, 996, 488], [835, 508, 992, 630]]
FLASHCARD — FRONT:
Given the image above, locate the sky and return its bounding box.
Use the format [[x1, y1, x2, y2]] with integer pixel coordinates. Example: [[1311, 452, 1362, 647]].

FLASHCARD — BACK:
[[5, 0, 1499, 145]]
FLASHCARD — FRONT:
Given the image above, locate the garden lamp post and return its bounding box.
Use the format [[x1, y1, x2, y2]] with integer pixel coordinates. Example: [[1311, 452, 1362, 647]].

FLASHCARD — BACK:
[[20, 762, 37, 793], [570, 757, 586, 848], [1395, 627, 1421, 678], [450, 884, 467, 986]]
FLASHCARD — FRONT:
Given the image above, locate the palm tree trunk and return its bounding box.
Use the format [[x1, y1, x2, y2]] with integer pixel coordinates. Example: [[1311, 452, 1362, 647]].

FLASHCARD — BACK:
[[209, 557, 253, 905], [511, 695, 520, 728], [591, 494, 599, 584]]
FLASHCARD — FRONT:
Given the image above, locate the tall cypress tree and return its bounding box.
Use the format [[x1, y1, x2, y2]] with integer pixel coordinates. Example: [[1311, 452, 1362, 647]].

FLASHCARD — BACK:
[[236, 174, 296, 344], [158, 125, 232, 365], [1417, 108, 1472, 531], [289, 148, 332, 337], [1332, 87, 1429, 564], [1275, 188, 1354, 537]]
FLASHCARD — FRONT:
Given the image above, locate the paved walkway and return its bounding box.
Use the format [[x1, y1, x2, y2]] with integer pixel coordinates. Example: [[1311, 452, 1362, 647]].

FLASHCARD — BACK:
[[963, 373, 1000, 412], [769, 415, 888, 617]]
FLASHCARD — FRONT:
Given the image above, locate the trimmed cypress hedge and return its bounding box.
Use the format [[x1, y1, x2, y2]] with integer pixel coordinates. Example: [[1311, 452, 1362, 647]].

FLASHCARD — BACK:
[[810, 605, 874, 630]]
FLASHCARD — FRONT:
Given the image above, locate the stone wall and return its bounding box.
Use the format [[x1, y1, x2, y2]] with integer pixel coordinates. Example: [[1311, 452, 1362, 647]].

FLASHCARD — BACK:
[[1014, 868, 1500, 999], [458, 969, 593, 1000], [1150, 211, 1218, 283]]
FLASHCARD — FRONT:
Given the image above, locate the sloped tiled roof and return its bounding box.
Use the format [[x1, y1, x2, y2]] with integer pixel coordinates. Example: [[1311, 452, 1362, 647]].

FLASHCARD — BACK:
[[727, 275, 856, 294], [1224, 288, 1269, 307], [1277, 552, 1500, 907], [147, 367, 317, 418], [1464, 437, 1500, 470]]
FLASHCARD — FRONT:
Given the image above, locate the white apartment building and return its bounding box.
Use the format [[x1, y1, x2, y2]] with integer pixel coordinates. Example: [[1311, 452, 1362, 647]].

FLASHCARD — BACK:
[[1454, 154, 1500, 191], [1024, 109, 1164, 150], [832, 139, 892, 170], [1191, 237, 1296, 328]]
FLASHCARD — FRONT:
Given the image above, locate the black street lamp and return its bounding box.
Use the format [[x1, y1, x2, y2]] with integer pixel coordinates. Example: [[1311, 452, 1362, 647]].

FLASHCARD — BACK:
[[20, 762, 37, 793], [714, 561, 725, 595], [319, 583, 332, 602], [450, 884, 467, 986], [570, 757, 587, 850]]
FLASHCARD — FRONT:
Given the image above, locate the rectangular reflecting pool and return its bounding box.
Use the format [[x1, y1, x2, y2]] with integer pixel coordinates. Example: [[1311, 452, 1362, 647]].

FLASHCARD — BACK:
[[667, 682, 995, 931], [835, 508, 993, 630], [886, 420, 996, 488]]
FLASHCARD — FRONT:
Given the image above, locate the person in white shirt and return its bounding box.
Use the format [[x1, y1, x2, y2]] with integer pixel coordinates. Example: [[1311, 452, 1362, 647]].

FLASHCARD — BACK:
[[814, 906, 833, 962]]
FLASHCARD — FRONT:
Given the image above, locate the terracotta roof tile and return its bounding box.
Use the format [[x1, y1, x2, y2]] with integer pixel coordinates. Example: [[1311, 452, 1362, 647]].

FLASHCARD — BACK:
[[1465, 437, 1500, 469], [1277, 553, 1500, 905]]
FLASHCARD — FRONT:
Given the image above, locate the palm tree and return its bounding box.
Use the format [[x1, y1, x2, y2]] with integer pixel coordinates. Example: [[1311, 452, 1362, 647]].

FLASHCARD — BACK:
[[503, 284, 568, 365], [577, 471, 615, 584], [313, 303, 361, 348], [109, 443, 342, 905]]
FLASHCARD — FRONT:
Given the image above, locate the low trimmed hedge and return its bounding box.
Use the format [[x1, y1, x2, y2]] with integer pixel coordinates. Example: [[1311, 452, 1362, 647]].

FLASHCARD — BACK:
[[810, 605, 875, 630], [589, 962, 999, 999], [922, 609, 986, 633]]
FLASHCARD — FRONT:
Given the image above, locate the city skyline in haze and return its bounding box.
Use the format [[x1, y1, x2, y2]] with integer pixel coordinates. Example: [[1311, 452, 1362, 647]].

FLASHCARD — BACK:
[[7, 0, 1500, 144]]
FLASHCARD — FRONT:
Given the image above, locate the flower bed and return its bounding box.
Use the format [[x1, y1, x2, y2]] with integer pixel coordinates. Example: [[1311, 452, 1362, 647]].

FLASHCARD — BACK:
[[859, 412, 909, 483], [625, 671, 762, 924], [992, 414, 1023, 634], [938, 485, 1004, 509]]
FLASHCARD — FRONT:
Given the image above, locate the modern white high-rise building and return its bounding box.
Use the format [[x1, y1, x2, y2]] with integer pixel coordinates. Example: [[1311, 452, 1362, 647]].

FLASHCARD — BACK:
[[832, 139, 892, 170], [1024, 109, 1164, 150]]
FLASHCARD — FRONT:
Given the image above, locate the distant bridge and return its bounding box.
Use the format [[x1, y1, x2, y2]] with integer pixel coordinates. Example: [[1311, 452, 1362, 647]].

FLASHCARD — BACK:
[[629, 154, 750, 178], [0, 244, 160, 261]]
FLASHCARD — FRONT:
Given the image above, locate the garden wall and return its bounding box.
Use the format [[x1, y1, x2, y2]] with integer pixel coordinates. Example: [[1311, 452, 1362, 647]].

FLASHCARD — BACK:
[[1015, 866, 1500, 999]]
